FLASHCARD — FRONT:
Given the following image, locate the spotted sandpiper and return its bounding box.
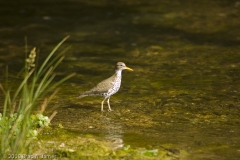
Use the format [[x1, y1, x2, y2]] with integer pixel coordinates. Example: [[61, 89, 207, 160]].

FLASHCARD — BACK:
[[77, 62, 133, 112]]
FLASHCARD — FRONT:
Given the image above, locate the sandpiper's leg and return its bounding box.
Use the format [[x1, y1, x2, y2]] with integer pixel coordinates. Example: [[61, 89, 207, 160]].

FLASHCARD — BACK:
[[107, 97, 113, 112], [101, 97, 107, 112]]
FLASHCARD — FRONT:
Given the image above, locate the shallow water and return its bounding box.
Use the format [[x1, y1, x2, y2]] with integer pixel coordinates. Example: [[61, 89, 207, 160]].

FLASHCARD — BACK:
[[1, 0, 240, 159]]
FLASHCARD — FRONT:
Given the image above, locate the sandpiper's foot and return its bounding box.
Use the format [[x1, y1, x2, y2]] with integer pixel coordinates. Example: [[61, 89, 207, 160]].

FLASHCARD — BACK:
[[108, 109, 113, 112]]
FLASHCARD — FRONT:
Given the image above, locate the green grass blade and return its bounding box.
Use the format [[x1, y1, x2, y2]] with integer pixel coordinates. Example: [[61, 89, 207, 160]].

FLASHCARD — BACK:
[[37, 74, 56, 96], [3, 91, 10, 117], [44, 73, 76, 93], [40, 46, 71, 76], [29, 71, 37, 100], [33, 67, 53, 100], [12, 69, 34, 104], [36, 36, 70, 78]]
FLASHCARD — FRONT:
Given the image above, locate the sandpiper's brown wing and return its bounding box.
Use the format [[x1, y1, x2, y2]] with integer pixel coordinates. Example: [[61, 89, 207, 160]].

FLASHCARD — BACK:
[[78, 74, 116, 97]]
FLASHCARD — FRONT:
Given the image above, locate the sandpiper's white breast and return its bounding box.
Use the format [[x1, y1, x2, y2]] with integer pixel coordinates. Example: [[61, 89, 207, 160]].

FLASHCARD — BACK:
[[107, 70, 122, 97]]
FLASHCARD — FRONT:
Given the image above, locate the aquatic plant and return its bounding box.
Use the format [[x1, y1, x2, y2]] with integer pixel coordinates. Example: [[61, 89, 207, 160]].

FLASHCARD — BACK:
[[0, 36, 75, 158]]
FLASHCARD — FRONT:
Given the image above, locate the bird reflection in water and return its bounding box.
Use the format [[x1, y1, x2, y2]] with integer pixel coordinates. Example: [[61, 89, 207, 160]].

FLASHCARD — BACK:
[[100, 115, 124, 150]]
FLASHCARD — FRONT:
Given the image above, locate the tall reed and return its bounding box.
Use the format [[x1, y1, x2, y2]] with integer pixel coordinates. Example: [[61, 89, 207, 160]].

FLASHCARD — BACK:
[[0, 36, 75, 158]]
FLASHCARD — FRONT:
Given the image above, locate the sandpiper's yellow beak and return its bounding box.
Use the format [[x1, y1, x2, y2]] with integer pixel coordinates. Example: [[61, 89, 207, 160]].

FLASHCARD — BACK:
[[125, 67, 133, 71]]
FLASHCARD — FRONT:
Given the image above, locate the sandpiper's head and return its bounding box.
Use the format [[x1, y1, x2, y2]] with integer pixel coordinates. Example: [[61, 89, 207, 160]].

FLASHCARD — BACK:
[[115, 62, 133, 71]]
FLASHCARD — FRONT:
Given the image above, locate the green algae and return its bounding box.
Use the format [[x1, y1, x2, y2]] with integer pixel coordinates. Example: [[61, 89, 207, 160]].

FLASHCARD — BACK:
[[35, 128, 186, 160]]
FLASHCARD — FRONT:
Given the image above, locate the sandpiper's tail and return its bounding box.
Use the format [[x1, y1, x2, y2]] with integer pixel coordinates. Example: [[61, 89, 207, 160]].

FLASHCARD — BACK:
[[77, 94, 87, 99]]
